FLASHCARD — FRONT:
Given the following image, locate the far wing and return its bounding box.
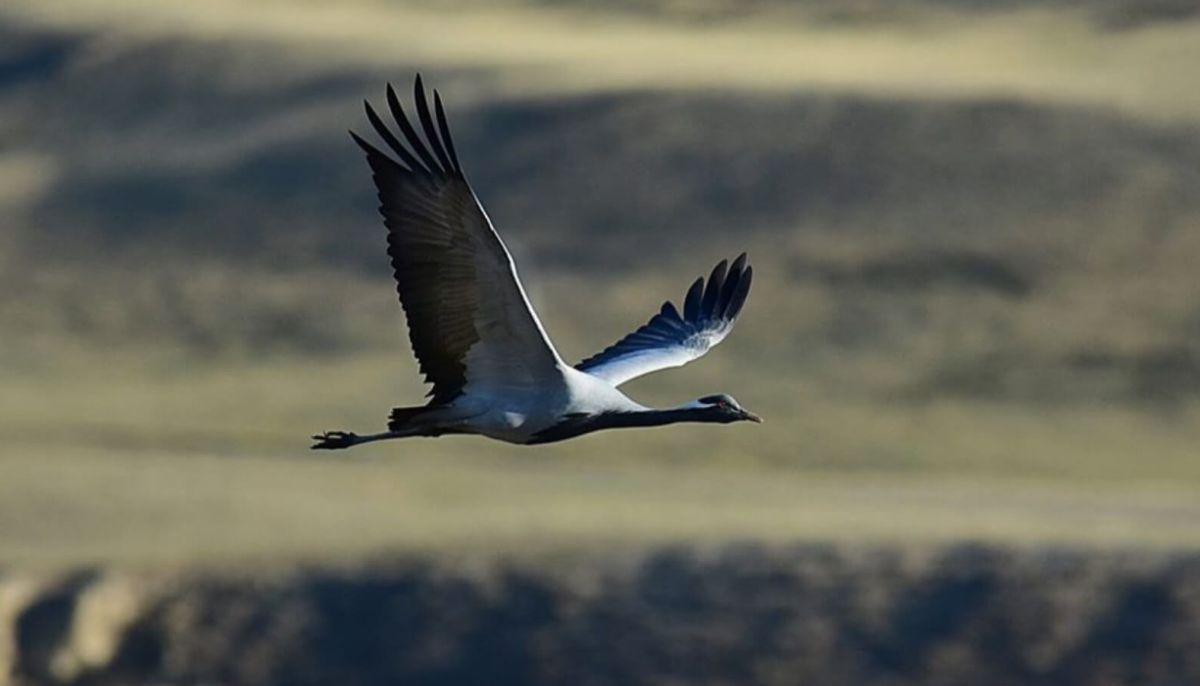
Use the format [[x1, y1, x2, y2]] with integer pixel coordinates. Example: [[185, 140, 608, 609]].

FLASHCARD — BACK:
[[576, 254, 752, 387]]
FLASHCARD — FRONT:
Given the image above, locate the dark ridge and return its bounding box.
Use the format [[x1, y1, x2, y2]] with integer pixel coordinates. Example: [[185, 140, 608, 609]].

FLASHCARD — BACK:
[[0, 28, 82, 87], [792, 251, 1033, 298], [495, 0, 1200, 30], [1067, 345, 1200, 403], [21, 72, 1200, 270], [13, 570, 102, 682], [10, 545, 1200, 685]]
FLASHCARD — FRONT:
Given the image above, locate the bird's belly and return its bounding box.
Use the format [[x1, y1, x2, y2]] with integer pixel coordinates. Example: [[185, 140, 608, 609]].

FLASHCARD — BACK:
[[470, 409, 556, 443], [454, 394, 563, 444]]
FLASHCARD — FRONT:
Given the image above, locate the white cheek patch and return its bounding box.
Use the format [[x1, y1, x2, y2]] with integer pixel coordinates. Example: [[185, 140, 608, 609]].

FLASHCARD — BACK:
[[503, 412, 526, 428]]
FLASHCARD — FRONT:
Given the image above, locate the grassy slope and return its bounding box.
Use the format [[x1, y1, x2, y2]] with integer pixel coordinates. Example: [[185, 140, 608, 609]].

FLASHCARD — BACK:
[[6, 444, 1200, 568], [4, 349, 1200, 567]]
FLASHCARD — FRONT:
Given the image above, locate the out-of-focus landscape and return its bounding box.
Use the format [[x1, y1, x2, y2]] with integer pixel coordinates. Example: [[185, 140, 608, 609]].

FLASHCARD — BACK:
[[2, 0, 1200, 683]]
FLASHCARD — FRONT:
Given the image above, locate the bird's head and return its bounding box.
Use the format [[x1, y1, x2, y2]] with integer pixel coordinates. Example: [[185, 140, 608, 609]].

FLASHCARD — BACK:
[[694, 393, 762, 424]]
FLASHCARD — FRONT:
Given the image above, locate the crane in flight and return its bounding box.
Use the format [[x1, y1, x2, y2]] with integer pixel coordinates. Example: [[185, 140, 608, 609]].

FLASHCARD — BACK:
[[312, 77, 759, 449]]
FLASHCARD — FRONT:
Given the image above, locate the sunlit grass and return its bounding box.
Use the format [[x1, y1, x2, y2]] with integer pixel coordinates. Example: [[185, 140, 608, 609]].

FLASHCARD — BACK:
[[4, 438, 1200, 569], [4, 343, 1200, 479]]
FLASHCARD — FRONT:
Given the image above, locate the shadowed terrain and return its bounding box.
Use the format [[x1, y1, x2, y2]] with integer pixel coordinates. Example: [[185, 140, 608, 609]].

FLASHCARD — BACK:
[[6, 545, 1200, 686]]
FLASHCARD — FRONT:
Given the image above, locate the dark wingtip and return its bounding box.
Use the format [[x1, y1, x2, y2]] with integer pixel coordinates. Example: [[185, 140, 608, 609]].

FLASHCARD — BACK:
[[363, 98, 419, 170], [717, 253, 749, 316], [433, 89, 462, 176], [724, 264, 753, 319], [386, 79, 440, 174], [413, 75, 453, 174], [413, 75, 427, 114], [385, 82, 401, 110], [730, 252, 748, 273], [348, 129, 378, 156], [700, 258, 729, 320], [660, 301, 682, 321], [682, 276, 705, 321], [385, 82, 402, 116]]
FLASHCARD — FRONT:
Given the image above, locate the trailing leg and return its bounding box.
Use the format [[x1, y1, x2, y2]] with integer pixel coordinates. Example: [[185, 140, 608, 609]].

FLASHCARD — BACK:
[[310, 430, 410, 450]]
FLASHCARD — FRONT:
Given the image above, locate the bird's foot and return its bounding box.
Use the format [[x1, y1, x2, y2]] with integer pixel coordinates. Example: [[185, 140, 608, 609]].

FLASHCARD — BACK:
[[311, 430, 359, 450]]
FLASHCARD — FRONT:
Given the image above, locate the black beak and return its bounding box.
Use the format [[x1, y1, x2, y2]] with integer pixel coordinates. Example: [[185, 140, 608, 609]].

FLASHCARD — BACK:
[[741, 409, 763, 423]]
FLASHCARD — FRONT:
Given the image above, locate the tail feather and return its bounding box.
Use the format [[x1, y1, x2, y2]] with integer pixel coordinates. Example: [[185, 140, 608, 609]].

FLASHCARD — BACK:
[[388, 405, 432, 431]]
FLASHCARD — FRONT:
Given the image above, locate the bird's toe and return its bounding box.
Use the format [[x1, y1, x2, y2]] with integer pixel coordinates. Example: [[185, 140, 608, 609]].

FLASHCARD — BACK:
[[311, 430, 357, 450]]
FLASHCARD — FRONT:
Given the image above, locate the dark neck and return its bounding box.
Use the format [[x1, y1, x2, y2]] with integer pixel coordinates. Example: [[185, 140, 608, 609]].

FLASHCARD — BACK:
[[602, 407, 716, 429], [528, 407, 716, 444]]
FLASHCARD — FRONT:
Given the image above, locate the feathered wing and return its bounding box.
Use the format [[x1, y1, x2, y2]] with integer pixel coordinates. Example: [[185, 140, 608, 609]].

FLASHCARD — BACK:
[[576, 254, 753, 387], [352, 76, 565, 404]]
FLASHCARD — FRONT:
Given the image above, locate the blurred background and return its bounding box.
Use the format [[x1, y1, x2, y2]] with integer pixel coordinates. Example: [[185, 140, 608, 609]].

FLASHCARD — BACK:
[[2, 0, 1200, 684]]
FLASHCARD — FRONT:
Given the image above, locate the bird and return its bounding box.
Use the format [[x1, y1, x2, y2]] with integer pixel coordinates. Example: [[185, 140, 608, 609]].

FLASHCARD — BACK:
[[311, 76, 759, 449]]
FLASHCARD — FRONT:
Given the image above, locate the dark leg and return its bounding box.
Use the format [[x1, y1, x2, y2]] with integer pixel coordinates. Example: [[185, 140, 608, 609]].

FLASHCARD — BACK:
[[310, 430, 410, 450]]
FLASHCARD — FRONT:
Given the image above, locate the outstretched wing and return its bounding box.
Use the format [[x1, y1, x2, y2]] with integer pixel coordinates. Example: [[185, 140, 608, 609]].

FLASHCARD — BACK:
[[576, 254, 753, 387], [352, 76, 565, 404]]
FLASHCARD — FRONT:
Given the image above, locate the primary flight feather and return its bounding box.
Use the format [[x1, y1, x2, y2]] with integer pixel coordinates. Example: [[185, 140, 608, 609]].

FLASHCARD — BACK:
[[313, 76, 759, 449]]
